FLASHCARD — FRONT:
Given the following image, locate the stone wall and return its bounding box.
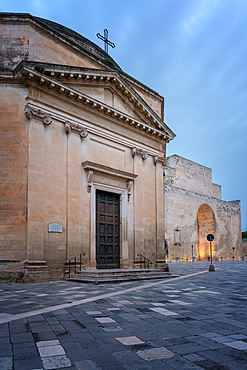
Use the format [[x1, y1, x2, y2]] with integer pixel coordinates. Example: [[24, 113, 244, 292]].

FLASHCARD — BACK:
[[0, 85, 29, 261], [241, 241, 247, 259], [164, 155, 242, 261]]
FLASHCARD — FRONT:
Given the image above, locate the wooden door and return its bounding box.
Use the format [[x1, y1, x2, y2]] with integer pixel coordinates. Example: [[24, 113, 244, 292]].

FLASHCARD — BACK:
[[96, 190, 120, 268]]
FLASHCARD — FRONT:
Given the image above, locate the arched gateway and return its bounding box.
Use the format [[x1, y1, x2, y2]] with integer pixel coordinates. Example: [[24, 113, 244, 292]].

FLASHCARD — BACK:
[[197, 204, 216, 260]]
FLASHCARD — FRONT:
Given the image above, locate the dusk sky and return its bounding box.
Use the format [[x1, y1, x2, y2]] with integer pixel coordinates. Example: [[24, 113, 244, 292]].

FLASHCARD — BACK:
[[1, 0, 247, 231]]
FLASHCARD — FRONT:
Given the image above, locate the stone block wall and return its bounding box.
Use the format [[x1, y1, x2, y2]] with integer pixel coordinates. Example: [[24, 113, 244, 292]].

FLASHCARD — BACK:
[[0, 85, 29, 261], [164, 155, 242, 261]]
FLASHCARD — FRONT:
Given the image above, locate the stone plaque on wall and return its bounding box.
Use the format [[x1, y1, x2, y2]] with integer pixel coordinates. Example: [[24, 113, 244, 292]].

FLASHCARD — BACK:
[[49, 224, 62, 233]]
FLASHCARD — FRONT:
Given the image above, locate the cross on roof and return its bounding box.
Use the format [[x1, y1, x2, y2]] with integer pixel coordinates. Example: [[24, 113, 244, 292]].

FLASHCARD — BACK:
[[97, 29, 115, 56]]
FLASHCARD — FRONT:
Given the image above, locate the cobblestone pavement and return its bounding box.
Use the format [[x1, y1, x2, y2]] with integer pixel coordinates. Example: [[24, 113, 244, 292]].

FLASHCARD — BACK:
[[1, 261, 247, 370]]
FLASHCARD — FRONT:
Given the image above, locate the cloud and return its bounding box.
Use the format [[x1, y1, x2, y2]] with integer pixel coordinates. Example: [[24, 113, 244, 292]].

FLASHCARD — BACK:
[[182, 0, 221, 37]]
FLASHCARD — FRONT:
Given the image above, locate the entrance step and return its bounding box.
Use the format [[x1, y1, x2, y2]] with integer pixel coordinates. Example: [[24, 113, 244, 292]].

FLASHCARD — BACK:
[[67, 268, 179, 284]]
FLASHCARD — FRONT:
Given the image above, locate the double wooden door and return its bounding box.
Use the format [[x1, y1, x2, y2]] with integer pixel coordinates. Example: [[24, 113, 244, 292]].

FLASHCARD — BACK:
[[96, 190, 120, 268]]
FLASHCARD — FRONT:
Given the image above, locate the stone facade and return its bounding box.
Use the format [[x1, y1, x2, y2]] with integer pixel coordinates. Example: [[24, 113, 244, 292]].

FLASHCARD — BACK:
[[0, 13, 174, 281], [164, 155, 242, 261]]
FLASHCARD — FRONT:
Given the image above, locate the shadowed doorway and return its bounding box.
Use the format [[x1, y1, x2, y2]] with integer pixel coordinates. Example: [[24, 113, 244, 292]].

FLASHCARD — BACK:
[[96, 190, 120, 268]]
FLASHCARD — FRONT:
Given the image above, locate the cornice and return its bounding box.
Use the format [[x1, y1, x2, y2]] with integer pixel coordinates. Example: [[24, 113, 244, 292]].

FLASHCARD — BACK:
[[82, 161, 138, 180], [18, 65, 174, 142], [82, 161, 138, 197], [24, 101, 167, 158]]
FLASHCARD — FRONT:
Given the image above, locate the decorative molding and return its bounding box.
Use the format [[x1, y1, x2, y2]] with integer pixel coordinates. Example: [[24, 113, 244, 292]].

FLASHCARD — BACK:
[[86, 170, 93, 193], [82, 161, 137, 196], [64, 121, 71, 133], [20, 65, 175, 142], [154, 155, 167, 166], [131, 147, 167, 164], [64, 120, 88, 138], [126, 180, 133, 201], [131, 147, 148, 160], [24, 104, 52, 125]]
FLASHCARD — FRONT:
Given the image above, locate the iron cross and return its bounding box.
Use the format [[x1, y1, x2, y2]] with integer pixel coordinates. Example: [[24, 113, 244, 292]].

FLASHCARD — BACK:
[[97, 29, 115, 56]]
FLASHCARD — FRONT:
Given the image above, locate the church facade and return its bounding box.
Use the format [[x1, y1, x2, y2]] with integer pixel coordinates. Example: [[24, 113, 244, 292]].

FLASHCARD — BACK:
[[0, 13, 175, 281]]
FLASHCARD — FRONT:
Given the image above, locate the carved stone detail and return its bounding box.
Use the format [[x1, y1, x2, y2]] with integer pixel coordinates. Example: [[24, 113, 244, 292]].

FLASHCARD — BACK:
[[64, 120, 88, 138], [131, 147, 137, 157], [64, 121, 71, 133], [154, 155, 167, 166], [80, 128, 88, 138], [86, 170, 93, 193], [24, 104, 52, 125], [24, 105, 32, 119], [131, 147, 148, 160], [43, 115, 52, 125], [126, 180, 133, 201]]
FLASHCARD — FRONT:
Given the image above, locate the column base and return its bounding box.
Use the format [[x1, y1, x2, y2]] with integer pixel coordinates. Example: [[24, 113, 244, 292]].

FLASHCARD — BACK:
[[155, 260, 170, 272], [22, 260, 50, 283]]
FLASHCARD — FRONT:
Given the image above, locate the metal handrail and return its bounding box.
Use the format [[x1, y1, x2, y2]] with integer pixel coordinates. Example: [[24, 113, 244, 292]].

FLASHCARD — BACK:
[[137, 253, 152, 269], [68, 252, 85, 278]]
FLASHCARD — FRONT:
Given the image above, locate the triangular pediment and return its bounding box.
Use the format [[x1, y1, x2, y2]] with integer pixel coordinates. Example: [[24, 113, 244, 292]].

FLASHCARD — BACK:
[[14, 61, 175, 142], [66, 83, 143, 121]]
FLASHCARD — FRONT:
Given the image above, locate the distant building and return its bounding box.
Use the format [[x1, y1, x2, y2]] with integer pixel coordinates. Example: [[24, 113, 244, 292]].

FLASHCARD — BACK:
[[164, 155, 242, 261]]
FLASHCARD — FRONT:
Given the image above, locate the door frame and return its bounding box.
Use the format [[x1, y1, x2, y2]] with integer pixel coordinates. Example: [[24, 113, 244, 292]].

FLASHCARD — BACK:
[[90, 182, 128, 269], [96, 190, 120, 269]]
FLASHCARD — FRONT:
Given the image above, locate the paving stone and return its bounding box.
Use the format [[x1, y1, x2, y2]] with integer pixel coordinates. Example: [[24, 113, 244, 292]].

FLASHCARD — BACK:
[[42, 354, 71, 369], [10, 331, 34, 344], [102, 326, 124, 332], [136, 346, 174, 361], [13, 345, 39, 360], [0, 344, 13, 357], [167, 342, 208, 355], [0, 357, 12, 370], [162, 353, 205, 369], [74, 359, 99, 369], [116, 336, 145, 345], [183, 353, 205, 362], [149, 307, 180, 316], [95, 317, 116, 323], [36, 339, 60, 347], [38, 344, 66, 357], [223, 340, 247, 350], [91, 351, 121, 367], [86, 311, 102, 315], [121, 362, 152, 369], [14, 357, 43, 370]]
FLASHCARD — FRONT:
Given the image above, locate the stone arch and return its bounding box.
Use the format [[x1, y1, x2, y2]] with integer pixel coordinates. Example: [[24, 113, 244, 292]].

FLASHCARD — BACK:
[[197, 204, 216, 260]]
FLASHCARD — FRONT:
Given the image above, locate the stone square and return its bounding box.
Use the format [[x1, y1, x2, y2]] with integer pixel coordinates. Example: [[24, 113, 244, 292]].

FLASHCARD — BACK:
[[136, 347, 174, 361], [116, 336, 145, 345]]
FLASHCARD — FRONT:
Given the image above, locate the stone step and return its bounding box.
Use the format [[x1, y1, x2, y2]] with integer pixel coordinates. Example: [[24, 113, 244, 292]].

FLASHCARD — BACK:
[[67, 268, 179, 284]]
